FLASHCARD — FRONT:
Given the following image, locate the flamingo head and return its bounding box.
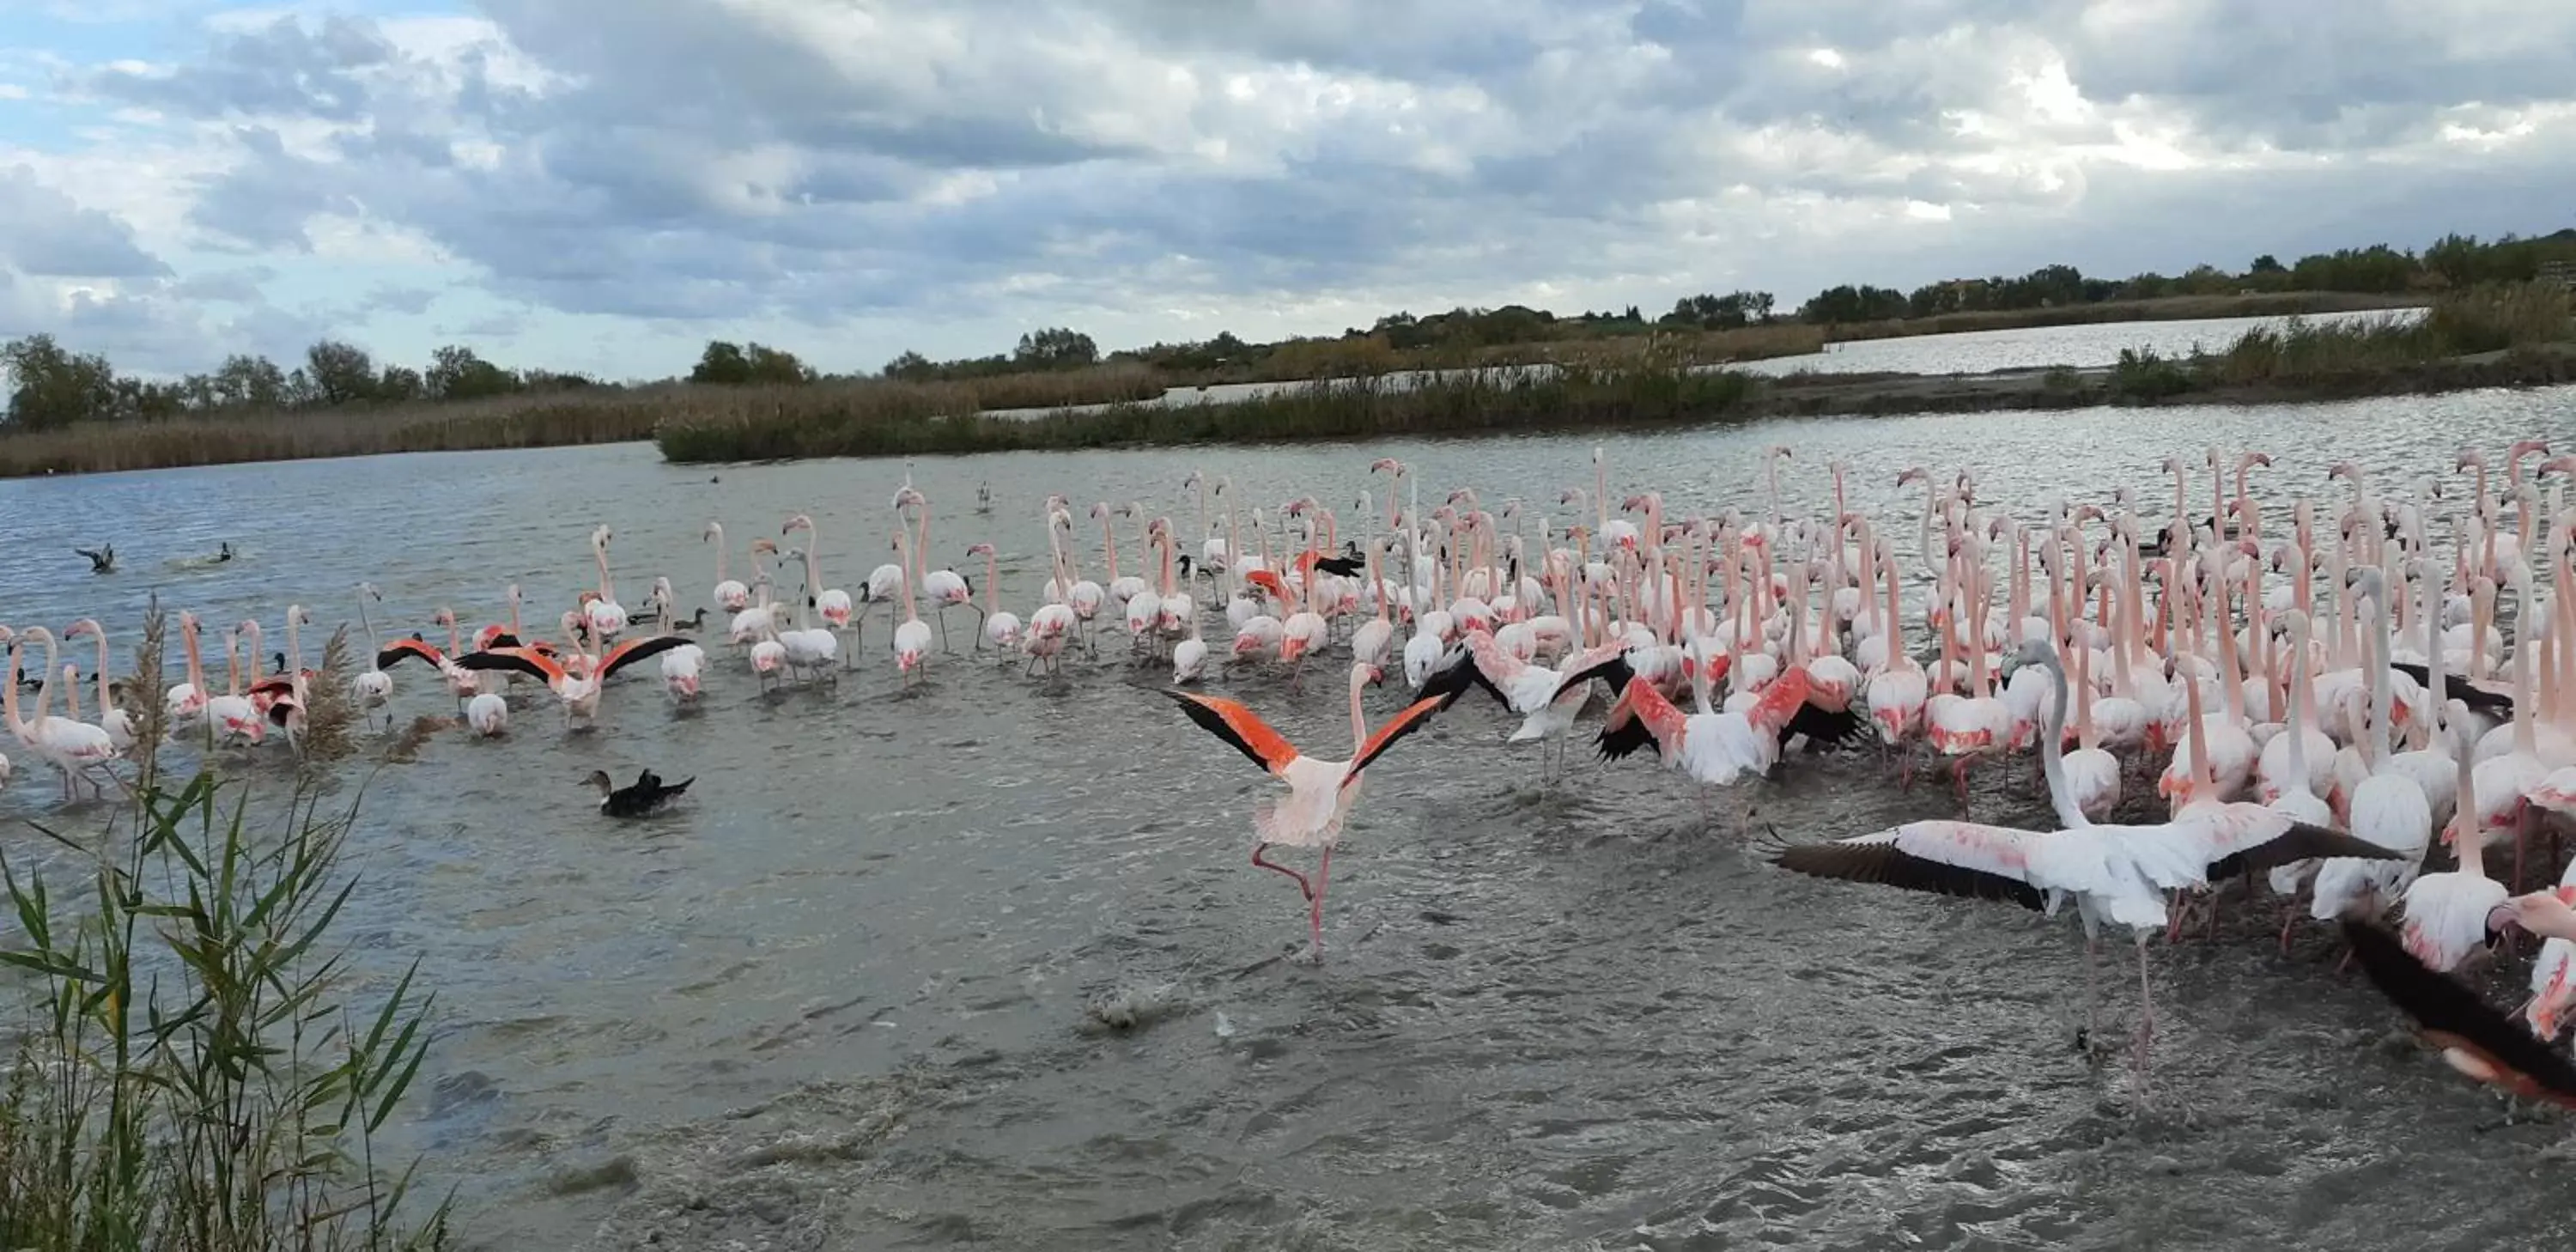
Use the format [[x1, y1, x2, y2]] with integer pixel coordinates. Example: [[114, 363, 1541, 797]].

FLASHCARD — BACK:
[[432, 608, 458, 627], [64, 617, 102, 641], [592, 524, 612, 548], [2160, 454, 2187, 476], [783, 513, 813, 536], [967, 542, 996, 557], [2511, 438, 2551, 465], [2236, 451, 2274, 473], [1091, 501, 1112, 520], [2542, 454, 2576, 477], [1894, 466, 1927, 488], [751, 538, 780, 558], [1370, 457, 1404, 476], [2457, 447, 2487, 472]]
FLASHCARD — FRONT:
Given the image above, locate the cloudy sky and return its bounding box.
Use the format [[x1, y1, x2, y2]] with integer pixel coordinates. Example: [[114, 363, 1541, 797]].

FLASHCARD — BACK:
[[3, 0, 2573, 381]]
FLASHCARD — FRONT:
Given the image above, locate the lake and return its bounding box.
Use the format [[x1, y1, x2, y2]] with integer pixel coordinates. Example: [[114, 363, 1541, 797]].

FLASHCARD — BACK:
[[0, 337, 2570, 1249]]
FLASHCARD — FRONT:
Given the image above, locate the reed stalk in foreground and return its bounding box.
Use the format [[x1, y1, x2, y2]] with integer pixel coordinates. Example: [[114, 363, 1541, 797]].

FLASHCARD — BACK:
[[0, 630, 448, 1252]]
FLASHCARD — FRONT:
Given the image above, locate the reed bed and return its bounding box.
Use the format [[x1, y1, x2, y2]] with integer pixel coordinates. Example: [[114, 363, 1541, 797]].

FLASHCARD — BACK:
[[658, 356, 1765, 462], [0, 368, 1169, 478], [2192, 283, 2575, 387], [0, 605, 447, 1250], [1826, 291, 2427, 342]]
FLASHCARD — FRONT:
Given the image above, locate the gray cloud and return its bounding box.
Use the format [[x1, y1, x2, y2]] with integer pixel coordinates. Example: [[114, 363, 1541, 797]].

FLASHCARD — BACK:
[[40, 0, 2576, 374], [0, 173, 172, 278]]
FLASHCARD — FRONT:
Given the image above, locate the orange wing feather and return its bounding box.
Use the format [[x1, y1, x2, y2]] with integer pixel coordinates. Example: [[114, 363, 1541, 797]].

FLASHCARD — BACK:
[[1163, 690, 1300, 775]]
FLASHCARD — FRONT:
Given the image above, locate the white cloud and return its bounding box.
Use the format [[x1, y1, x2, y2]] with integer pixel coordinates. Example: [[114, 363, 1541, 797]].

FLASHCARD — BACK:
[[0, 0, 2567, 380]]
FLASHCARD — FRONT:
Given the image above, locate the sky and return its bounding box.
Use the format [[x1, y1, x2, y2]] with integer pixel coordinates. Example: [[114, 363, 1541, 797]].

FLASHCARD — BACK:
[[3, 0, 2573, 383]]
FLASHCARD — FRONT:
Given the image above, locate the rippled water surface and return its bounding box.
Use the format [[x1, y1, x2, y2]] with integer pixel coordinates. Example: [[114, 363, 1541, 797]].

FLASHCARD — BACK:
[[4, 380, 2576, 1250]]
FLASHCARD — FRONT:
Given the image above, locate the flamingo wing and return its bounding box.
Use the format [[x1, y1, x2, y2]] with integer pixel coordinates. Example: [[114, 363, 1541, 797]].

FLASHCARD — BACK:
[[1163, 690, 1300, 777], [2341, 919, 2576, 1109], [2386, 662, 2512, 721], [453, 647, 563, 684], [1595, 675, 1684, 763], [2190, 807, 2403, 880], [1778, 697, 1869, 751], [1771, 820, 2050, 911], [597, 634, 694, 680], [375, 638, 450, 672], [1546, 645, 1631, 704], [1344, 687, 1471, 787]]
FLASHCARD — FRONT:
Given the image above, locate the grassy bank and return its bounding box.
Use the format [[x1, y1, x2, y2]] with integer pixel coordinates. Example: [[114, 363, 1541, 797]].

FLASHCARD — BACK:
[[652, 284, 2576, 460], [659, 355, 1769, 459], [1819, 290, 2427, 342], [0, 611, 447, 1249], [0, 367, 1168, 477]]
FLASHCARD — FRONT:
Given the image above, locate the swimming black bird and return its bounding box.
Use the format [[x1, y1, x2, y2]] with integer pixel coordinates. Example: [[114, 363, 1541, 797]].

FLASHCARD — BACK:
[[668, 607, 708, 633], [213, 541, 234, 562], [75, 544, 114, 574], [1310, 553, 1365, 578], [583, 769, 694, 817]]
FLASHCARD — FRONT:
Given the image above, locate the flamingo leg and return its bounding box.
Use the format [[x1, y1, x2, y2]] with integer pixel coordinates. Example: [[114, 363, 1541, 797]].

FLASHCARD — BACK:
[[2133, 937, 2156, 1107], [1251, 842, 1313, 901], [1308, 844, 1335, 963], [2277, 904, 2300, 957]]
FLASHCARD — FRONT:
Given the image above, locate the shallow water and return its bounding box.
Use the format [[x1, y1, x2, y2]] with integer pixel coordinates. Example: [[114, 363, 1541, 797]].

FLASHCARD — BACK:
[[3, 383, 2575, 1249], [1033, 307, 2423, 416]]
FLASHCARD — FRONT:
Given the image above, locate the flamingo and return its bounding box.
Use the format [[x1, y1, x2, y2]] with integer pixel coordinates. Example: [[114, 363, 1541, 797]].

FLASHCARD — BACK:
[[777, 540, 842, 683], [63, 617, 136, 751], [781, 513, 856, 660], [205, 627, 263, 746], [660, 641, 706, 703], [967, 544, 1023, 656], [1163, 659, 1470, 961], [349, 584, 395, 730], [2401, 704, 2509, 972], [453, 624, 691, 729], [586, 525, 629, 641], [163, 611, 210, 731], [13, 628, 118, 800], [707, 521, 751, 612], [890, 507, 934, 683]]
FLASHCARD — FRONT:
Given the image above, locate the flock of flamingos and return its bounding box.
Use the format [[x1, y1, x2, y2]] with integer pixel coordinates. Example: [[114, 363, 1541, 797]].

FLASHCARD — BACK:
[[12, 444, 2576, 1111]]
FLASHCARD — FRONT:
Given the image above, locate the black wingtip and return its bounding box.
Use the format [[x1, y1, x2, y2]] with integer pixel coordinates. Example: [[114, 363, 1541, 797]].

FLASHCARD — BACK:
[[1779, 701, 1867, 752], [1773, 840, 2049, 912], [2340, 919, 2576, 1108]]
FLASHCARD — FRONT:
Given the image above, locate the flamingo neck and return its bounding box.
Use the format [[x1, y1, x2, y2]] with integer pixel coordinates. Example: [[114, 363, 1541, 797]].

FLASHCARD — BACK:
[[2038, 652, 2081, 827], [1347, 669, 1369, 757]]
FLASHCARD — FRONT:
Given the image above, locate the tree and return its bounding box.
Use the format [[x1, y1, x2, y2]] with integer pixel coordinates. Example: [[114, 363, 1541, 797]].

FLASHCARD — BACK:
[[210, 354, 289, 409], [2249, 254, 2285, 275], [690, 340, 752, 385], [427, 344, 518, 401], [743, 343, 814, 386], [302, 339, 378, 406], [1013, 327, 1098, 369], [376, 364, 424, 404], [884, 349, 936, 381], [1, 334, 118, 429]]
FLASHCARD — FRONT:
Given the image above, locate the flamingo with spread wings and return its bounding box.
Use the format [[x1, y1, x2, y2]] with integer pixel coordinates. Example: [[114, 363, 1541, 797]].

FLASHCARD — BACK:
[[453, 627, 692, 728], [1164, 657, 1473, 961]]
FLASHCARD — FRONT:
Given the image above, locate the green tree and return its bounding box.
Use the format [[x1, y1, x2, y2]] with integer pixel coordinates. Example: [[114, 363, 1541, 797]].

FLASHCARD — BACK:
[[376, 364, 424, 403], [211, 353, 289, 409], [426, 344, 518, 400], [1013, 327, 1099, 369], [1, 333, 119, 429], [690, 340, 753, 385], [302, 339, 378, 406], [744, 343, 814, 386], [884, 349, 936, 381]]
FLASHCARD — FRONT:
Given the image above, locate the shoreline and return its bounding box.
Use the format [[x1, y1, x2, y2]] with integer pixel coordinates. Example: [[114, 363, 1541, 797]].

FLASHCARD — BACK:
[[0, 307, 2554, 480]]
